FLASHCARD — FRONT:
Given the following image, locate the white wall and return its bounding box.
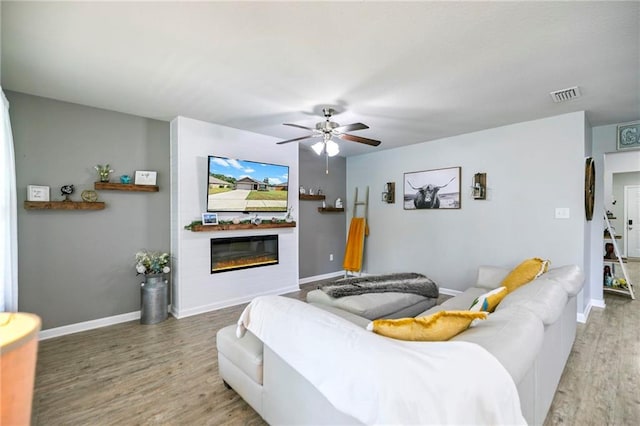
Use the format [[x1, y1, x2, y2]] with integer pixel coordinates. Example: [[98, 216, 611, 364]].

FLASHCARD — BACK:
[[347, 112, 587, 302], [170, 116, 299, 318]]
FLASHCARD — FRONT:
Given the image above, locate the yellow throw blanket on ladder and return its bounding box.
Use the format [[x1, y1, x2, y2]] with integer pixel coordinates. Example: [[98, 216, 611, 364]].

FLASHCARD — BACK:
[[343, 217, 368, 273]]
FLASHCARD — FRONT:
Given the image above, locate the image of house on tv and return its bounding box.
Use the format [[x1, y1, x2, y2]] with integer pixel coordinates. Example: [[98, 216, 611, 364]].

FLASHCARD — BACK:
[[207, 156, 289, 212], [234, 177, 288, 191]]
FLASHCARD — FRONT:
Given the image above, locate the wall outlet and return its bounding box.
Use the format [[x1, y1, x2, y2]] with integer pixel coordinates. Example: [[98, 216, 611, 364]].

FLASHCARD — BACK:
[[555, 208, 570, 219], [329, 254, 334, 261]]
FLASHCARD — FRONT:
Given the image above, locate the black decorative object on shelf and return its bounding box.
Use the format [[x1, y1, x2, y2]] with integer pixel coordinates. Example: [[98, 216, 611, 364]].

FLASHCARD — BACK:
[[60, 184, 75, 201]]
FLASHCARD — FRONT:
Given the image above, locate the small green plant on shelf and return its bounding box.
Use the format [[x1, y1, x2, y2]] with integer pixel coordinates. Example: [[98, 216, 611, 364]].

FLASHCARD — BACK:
[[95, 164, 114, 182]]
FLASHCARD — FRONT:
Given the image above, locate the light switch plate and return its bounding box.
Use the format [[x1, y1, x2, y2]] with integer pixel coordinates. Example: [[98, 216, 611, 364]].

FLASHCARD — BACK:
[[555, 208, 570, 219]]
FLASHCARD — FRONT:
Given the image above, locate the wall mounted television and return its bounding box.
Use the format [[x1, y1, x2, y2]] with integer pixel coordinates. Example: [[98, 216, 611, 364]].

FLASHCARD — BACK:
[[207, 155, 289, 213]]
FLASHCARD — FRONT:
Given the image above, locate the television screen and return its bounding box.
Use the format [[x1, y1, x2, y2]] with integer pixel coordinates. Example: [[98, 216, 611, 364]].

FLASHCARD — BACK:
[[207, 156, 289, 213]]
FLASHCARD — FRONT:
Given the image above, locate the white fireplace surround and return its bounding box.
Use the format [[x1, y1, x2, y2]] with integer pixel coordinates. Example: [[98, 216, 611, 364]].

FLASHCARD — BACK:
[[170, 116, 299, 319]]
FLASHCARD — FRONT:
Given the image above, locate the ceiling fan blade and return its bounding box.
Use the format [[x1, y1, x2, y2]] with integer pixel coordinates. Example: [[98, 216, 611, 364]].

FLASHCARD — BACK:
[[334, 122, 369, 133], [338, 133, 381, 147], [277, 135, 318, 145], [283, 123, 315, 131]]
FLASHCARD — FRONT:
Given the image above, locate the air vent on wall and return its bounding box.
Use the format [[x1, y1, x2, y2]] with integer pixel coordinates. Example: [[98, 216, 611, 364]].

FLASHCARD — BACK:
[[550, 86, 582, 103]]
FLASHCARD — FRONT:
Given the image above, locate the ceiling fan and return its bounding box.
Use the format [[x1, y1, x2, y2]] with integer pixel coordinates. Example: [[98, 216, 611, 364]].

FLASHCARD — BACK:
[[277, 108, 381, 158]]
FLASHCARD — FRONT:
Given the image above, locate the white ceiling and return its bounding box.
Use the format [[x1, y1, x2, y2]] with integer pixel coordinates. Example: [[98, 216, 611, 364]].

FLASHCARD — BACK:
[[2, 1, 639, 157]]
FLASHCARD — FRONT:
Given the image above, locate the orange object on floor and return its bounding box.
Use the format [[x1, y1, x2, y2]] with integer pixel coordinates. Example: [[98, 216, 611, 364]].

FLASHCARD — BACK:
[[343, 217, 368, 273], [1, 312, 41, 426]]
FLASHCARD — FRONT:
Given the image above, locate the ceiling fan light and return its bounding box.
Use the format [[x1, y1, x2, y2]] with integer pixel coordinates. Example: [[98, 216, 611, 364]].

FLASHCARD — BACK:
[[311, 141, 325, 156], [326, 140, 340, 157]]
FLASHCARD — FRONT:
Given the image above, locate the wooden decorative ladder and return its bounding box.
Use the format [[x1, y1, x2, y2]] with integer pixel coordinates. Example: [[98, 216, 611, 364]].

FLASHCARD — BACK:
[[343, 187, 369, 277], [603, 212, 635, 299]]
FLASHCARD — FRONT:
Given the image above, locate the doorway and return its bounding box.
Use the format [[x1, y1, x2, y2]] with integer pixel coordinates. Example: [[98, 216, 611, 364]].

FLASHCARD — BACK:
[[611, 172, 640, 258], [605, 151, 640, 294], [624, 185, 640, 259]]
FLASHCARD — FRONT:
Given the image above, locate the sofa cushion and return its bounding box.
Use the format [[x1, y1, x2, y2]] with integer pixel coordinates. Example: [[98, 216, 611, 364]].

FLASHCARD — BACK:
[[501, 258, 550, 293], [476, 266, 510, 290], [306, 289, 431, 320], [367, 311, 487, 341], [418, 287, 487, 317], [216, 325, 263, 385], [451, 307, 544, 384], [543, 265, 585, 296], [495, 278, 568, 325], [308, 303, 372, 328], [469, 286, 508, 313]]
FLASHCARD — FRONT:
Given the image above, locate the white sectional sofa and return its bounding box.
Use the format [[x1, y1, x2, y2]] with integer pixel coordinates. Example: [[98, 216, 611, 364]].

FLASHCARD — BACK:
[[216, 264, 584, 425]]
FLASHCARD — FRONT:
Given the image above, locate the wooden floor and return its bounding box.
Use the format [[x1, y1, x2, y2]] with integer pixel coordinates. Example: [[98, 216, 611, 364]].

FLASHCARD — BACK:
[[32, 275, 639, 426], [544, 259, 640, 426]]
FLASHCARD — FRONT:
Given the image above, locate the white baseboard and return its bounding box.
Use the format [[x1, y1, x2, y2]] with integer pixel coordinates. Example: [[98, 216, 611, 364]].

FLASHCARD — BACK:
[[39, 311, 141, 341], [439, 287, 462, 296], [299, 271, 344, 285], [576, 298, 605, 323], [171, 284, 299, 319]]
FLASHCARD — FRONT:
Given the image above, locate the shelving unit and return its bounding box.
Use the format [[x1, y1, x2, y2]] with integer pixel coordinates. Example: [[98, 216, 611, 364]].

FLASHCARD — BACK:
[[24, 201, 105, 211], [188, 221, 296, 232], [299, 194, 325, 201], [603, 212, 634, 299], [317, 207, 344, 213], [94, 182, 159, 192]]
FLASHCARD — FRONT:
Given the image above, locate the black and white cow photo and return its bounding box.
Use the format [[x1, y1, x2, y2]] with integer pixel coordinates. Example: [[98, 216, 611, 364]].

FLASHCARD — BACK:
[[403, 167, 461, 210]]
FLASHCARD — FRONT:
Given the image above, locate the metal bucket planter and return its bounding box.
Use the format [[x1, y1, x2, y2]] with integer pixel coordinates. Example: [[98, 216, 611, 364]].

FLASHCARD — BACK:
[[140, 274, 168, 325]]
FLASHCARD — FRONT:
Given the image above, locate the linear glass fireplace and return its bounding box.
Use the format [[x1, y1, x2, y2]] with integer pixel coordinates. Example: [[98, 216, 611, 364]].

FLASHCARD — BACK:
[[211, 235, 279, 273]]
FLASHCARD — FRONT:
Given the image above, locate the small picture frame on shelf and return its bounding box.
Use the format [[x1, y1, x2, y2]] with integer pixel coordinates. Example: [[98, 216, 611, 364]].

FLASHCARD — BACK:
[[202, 212, 218, 226], [135, 170, 157, 185], [27, 185, 50, 201]]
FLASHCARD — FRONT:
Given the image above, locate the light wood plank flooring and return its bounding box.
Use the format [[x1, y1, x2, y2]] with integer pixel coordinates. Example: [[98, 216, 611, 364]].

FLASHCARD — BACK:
[[544, 259, 640, 426], [33, 276, 639, 425]]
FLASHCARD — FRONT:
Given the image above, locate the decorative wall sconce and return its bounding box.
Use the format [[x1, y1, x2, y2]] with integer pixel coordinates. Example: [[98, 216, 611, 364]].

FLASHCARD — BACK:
[[382, 182, 395, 203], [473, 173, 487, 200]]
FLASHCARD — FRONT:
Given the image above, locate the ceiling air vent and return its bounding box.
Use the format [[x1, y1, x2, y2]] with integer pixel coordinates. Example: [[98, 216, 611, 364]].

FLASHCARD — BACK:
[[550, 86, 582, 103]]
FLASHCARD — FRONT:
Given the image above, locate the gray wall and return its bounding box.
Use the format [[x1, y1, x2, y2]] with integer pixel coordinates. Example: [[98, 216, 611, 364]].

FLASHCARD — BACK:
[[298, 148, 346, 279], [347, 112, 587, 296], [8, 91, 169, 330]]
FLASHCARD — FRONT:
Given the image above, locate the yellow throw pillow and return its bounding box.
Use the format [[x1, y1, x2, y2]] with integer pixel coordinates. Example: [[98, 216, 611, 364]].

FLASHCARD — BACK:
[[501, 258, 550, 293], [367, 311, 487, 341], [469, 286, 508, 313]]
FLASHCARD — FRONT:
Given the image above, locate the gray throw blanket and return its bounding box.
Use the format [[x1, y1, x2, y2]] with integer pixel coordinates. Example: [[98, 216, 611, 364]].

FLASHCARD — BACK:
[[319, 273, 439, 299]]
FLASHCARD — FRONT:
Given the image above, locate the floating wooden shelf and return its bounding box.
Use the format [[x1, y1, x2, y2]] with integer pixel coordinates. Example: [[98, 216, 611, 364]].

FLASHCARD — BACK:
[[24, 201, 105, 210], [299, 194, 325, 201], [189, 221, 296, 232], [317, 207, 344, 213], [94, 182, 159, 192]]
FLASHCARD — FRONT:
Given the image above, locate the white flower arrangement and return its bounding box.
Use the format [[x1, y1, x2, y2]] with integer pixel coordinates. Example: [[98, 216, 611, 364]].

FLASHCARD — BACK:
[[135, 250, 170, 275]]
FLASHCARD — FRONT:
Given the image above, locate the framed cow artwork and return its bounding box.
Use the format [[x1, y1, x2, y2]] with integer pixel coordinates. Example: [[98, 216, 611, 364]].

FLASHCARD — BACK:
[[403, 166, 461, 210]]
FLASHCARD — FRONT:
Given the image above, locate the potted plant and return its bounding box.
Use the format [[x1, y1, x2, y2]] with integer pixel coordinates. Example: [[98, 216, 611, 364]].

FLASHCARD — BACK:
[[135, 250, 171, 325], [95, 164, 114, 182]]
